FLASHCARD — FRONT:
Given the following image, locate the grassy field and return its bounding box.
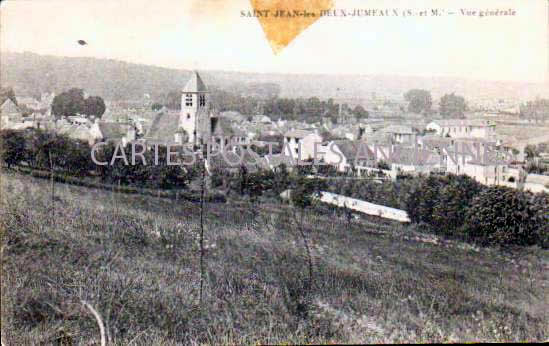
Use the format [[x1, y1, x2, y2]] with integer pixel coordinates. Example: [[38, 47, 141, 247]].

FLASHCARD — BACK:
[[1, 172, 548, 344], [496, 124, 549, 141]]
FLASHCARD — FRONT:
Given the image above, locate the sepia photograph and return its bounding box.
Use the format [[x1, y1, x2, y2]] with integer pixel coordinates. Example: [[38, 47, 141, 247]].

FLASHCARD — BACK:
[[1, 0, 548, 344]]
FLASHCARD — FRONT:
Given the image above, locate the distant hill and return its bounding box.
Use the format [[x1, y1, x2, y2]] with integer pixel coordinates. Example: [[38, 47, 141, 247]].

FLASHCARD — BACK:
[[0, 51, 194, 101], [1, 51, 547, 103]]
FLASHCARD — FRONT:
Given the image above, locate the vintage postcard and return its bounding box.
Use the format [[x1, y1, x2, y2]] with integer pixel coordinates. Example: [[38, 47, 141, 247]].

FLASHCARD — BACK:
[[1, 0, 548, 344]]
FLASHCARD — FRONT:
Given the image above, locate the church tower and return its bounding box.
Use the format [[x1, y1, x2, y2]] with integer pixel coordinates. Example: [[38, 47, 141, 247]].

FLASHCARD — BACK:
[[180, 71, 211, 145]]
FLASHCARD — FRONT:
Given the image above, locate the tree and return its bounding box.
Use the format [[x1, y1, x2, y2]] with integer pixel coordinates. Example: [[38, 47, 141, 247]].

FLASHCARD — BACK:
[[520, 98, 549, 122], [52, 88, 86, 117], [352, 105, 369, 119], [465, 186, 545, 246], [151, 102, 163, 111], [52, 88, 105, 117], [291, 176, 327, 209], [524, 144, 539, 159], [430, 175, 484, 234], [404, 89, 432, 114], [84, 96, 106, 117], [439, 93, 468, 118], [0, 130, 26, 168], [0, 87, 17, 106]]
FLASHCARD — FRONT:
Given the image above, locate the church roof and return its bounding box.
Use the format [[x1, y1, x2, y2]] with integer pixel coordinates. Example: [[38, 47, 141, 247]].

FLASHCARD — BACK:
[[144, 111, 181, 145], [182, 71, 208, 93]]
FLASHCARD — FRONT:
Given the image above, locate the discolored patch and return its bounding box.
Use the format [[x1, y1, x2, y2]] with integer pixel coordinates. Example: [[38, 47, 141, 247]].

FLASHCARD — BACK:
[[250, 0, 334, 54]]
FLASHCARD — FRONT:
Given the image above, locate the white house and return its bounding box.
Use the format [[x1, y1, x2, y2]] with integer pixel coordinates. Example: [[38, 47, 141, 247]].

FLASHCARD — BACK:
[[0, 98, 22, 128], [444, 145, 511, 185], [283, 129, 323, 161], [380, 125, 416, 144], [251, 114, 272, 125], [461, 158, 509, 186], [426, 119, 496, 140]]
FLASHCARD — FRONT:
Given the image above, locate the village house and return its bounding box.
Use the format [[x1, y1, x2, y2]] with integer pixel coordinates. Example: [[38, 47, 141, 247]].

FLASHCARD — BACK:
[[380, 125, 416, 144], [330, 124, 372, 141], [426, 119, 496, 140], [283, 129, 323, 161], [210, 118, 251, 150], [89, 119, 136, 146], [322, 140, 376, 172], [361, 130, 392, 146], [443, 143, 512, 185], [0, 97, 23, 128], [57, 123, 96, 144], [251, 114, 272, 125], [388, 147, 442, 174], [461, 155, 510, 186], [418, 134, 453, 151]]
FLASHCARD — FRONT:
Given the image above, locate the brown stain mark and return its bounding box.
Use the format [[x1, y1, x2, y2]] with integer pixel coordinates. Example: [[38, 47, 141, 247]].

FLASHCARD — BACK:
[[250, 0, 334, 54]]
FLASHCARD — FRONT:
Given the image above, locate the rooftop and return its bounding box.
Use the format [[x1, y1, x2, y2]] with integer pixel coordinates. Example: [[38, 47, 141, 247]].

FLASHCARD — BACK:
[[182, 71, 208, 93]]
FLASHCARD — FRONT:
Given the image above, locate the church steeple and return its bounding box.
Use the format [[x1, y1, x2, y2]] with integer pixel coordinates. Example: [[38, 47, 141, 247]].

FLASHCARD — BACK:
[[182, 71, 208, 93], [180, 71, 211, 145]]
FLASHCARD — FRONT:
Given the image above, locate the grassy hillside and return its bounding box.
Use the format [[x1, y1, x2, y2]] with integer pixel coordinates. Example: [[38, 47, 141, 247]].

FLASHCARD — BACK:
[[1, 172, 548, 344]]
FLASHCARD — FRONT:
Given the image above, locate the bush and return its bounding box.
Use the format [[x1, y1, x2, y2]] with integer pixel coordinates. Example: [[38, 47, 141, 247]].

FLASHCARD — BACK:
[[430, 175, 484, 234], [290, 176, 327, 208], [405, 174, 485, 236], [0, 130, 26, 168], [464, 186, 548, 246]]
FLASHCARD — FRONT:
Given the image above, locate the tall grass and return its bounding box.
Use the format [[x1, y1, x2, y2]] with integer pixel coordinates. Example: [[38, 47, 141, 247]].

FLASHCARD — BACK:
[[1, 171, 548, 344]]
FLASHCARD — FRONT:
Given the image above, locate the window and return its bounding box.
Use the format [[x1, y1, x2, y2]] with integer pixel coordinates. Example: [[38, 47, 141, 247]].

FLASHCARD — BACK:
[[185, 94, 193, 106], [199, 94, 206, 107]]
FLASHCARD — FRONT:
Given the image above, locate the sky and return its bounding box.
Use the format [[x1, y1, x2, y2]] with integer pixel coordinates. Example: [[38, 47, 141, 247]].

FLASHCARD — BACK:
[[1, 0, 548, 83]]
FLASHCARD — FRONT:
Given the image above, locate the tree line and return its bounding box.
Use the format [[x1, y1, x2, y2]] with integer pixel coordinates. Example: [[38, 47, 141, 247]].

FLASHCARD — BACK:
[[404, 89, 468, 118], [160, 88, 368, 123], [0, 129, 197, 189], [2, 128, 547, 247], [327, 173, 548, 248], [51, 88, 106, 118]]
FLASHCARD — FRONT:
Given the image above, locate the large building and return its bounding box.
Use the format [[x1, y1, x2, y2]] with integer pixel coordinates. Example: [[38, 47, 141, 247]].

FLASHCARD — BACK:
[[426, 119, 496, 140], [145, 71, 222, 146], [179, 71, 217, 145]]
